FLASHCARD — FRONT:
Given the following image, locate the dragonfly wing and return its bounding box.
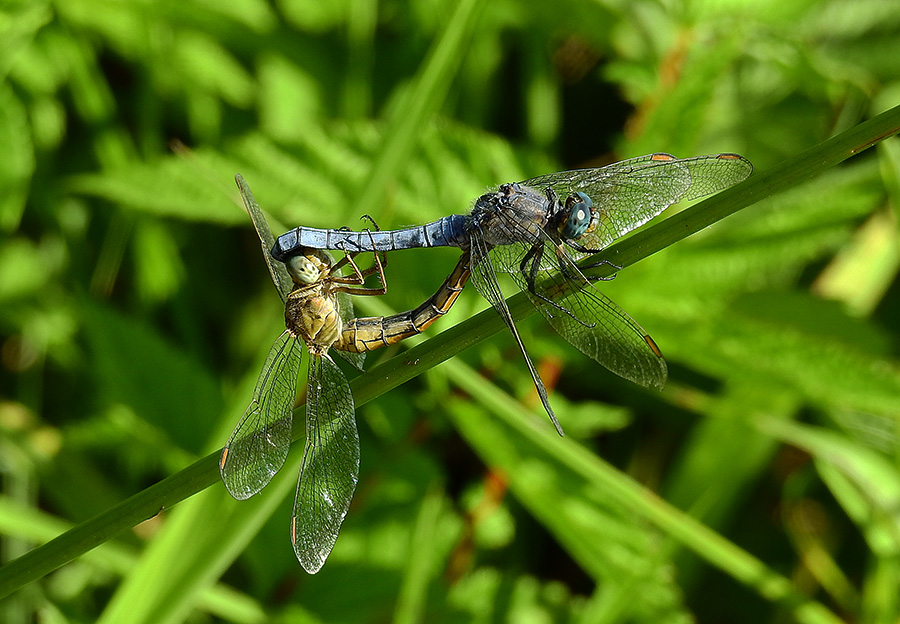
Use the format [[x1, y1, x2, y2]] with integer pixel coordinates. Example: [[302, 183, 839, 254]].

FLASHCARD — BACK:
[[502, 242, 668, 390], [334, 291, 366, 371], [666, 153, 753, 201], [532, 283, 667, 390], [522, 153, 752, 252], [236, 174, 294, 303], [469, 232, 565, 436], [291, 354, 360, 573], [220, 330, 302, 500]]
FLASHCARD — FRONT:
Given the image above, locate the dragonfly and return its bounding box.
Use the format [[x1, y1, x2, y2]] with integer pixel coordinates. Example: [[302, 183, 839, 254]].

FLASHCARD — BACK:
[[220, 175, 470, 573], [271, 153, 753, 435]]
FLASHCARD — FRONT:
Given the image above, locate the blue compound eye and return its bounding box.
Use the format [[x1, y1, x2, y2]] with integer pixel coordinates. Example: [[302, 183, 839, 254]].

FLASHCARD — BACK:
[[561, 192, 593, 239]]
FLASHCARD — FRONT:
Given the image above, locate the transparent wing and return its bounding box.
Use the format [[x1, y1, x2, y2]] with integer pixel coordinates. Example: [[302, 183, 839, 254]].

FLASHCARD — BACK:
[[521, 153, 752, 252], [291, 353, 360, 573], [537, 286, 667, 389], [476, 196, 668, 391], [220, 330, 302, 500], [334, 291, 366, 371], [504, 242, 667, 389], [236, 174, 294, 302], [468, 230, 565, 436]]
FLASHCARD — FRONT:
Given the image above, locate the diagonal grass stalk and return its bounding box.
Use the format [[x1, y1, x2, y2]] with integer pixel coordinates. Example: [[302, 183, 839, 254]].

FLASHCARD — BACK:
[[1, 102, 898, 602]]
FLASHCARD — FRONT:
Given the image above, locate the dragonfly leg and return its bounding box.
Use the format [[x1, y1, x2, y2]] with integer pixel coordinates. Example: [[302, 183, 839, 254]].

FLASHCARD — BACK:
[[579, 256, 621, 282], [565, 240, 602, 255], [333, 219, 387, 277], [333, 278, 387, 297], [518, 240, 544, 295], [541, 186, 566, 231], [584, 272, 617, 283], [342, 253, 385, 281], [359, 214, 380, 230], [330, 252, 356, 274], [555, 246, 583, 283], [518, 242, 594, 329], [563, 239, 622, 280], [358, 220, 389, 274], [353, 226, 388, 279], [331, 228, 386, 283], [581, 258, 621, 270], [333, 230, 387, 296], [330, 251, 366, 285], [362, 231, 387, 295]]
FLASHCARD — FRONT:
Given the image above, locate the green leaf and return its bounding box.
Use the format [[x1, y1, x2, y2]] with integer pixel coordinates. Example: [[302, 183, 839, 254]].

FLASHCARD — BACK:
[[80, 298, 223, 453]]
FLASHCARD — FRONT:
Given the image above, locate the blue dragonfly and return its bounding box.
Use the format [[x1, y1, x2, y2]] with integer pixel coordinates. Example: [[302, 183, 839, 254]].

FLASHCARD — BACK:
[[271, 153, 752, 434]]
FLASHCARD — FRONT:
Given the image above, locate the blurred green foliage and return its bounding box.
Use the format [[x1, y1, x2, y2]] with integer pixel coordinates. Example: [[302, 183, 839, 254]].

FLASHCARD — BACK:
[[1, 0, 900, 622]]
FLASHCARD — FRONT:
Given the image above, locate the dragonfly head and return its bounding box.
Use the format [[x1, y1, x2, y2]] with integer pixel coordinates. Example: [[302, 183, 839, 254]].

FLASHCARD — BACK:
[[286, 249, 331, 285], [559, 192, 593, 240]]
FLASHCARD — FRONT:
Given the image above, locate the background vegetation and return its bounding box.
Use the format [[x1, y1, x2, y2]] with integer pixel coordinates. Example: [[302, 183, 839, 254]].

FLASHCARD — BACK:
[[2, 0, 900, 622]]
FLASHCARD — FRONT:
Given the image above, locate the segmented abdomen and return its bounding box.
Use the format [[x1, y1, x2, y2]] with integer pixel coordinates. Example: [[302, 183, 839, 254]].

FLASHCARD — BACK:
[[272, 215, 469, 260], [336, 252, 471, 353]]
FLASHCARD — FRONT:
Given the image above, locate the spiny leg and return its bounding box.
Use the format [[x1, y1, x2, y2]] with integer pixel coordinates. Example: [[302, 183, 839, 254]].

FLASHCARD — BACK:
[[518, 240, 544, 296], [518, 241, 592, 327], [358, 214, 389, 273], [332, 224, 386, 283], [333, 230, 387, 296], [562, 241, 622, 282]]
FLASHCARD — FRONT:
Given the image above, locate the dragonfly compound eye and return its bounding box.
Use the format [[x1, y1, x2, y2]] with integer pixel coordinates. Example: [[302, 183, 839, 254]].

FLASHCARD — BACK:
[[287, 255, 322, 284], [561, 192, 593, 239]]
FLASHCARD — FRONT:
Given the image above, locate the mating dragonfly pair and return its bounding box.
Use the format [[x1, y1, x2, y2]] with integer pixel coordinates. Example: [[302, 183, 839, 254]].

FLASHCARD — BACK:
[[221, 152, 752, 573]]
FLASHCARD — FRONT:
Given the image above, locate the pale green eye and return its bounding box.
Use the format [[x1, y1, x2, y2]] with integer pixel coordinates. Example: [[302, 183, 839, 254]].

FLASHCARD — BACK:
[[287, 255, 321, 284]]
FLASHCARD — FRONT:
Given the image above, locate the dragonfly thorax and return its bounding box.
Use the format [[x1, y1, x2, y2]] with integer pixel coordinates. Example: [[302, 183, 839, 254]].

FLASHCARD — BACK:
[[285, 290, 342, 354], [471, 182, 551, 247]]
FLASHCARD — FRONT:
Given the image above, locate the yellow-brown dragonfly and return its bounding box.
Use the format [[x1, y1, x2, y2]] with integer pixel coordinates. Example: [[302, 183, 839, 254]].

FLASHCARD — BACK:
[[220, 175, 469, 573]]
